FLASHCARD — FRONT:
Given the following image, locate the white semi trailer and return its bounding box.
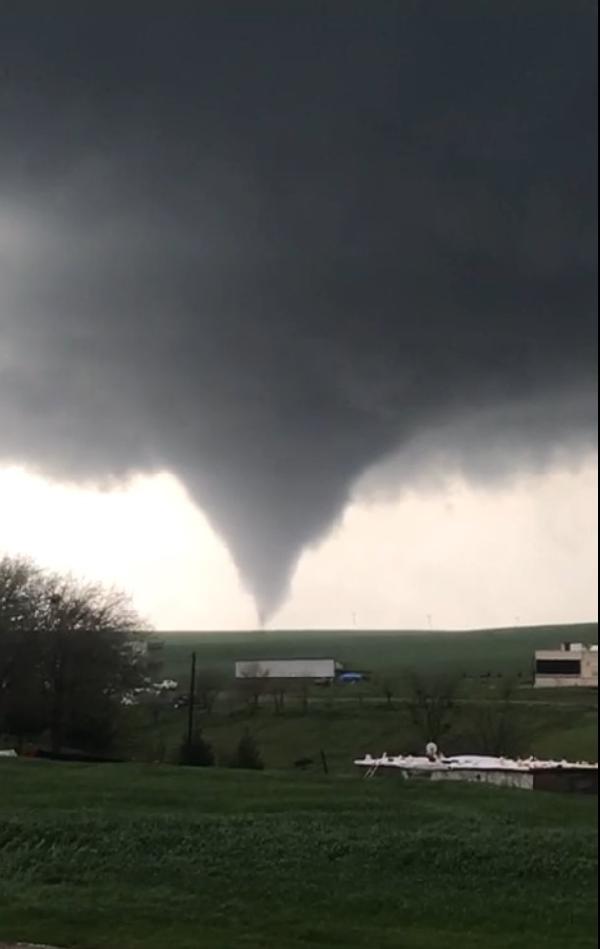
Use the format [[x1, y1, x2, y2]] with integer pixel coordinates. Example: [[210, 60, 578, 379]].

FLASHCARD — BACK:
[[234, 658, 341, 681]]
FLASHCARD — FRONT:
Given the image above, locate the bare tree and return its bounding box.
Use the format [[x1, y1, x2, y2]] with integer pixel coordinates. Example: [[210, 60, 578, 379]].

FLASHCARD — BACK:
[[269, 678, 287, 714], [470, 678, 528, 756], [236, 663, 270, 714], [379, 677, 397, 709], [297, 679, 310, 715], [405, 671, 459, 746], [195, 669, 225, 715]]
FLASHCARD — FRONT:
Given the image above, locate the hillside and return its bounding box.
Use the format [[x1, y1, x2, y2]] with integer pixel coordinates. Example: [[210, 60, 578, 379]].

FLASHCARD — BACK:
[[160, 622, 598, 681]]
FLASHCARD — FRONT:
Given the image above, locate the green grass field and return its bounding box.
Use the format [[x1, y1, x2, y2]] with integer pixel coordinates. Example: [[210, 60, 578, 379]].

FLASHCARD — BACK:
[[159, 623, 598, 682], [124, 695, 598, 774], [122, 624, 597, 770], [0, 760, 597, 949]]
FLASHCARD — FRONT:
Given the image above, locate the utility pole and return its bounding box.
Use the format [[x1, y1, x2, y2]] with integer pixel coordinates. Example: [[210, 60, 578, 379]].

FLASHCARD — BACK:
[[186, 651, 197, 750]]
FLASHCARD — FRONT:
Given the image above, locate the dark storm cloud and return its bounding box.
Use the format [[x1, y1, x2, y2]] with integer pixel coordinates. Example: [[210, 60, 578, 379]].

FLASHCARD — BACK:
[[0, 3, 597, 617]]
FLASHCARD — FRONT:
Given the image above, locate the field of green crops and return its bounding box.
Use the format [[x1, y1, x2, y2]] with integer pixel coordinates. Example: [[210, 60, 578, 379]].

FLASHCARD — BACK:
[[0, 760, 597, 949]]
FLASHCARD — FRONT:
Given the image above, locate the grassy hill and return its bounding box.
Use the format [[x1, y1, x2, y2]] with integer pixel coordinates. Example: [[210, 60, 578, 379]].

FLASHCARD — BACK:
[[120, 623, 597, 770], [0, 759, 597, 949], [160, 622, 598, 682]]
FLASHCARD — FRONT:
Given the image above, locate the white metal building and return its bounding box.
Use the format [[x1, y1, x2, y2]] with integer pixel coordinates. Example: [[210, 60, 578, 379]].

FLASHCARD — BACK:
[[234, 658, 341, 680], [534, 642, 598, 688]]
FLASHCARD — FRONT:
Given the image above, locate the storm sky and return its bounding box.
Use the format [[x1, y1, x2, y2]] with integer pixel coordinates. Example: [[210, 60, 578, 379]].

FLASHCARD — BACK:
[[1, 4, 597, 625]]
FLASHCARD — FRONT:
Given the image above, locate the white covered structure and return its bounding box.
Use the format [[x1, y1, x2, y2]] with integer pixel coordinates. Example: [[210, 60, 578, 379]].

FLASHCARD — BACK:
[[234, 657, 341, 680], [354, 749, 598, 793]]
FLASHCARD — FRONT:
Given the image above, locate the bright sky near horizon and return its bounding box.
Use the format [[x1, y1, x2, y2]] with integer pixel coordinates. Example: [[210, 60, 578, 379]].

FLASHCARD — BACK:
[[0, 455, 596, 631]]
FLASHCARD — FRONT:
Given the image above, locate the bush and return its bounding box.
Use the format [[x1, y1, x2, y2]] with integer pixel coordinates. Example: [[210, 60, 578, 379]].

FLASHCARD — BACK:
[[230, 731, 264, 770], [179, 731, 215, 767]]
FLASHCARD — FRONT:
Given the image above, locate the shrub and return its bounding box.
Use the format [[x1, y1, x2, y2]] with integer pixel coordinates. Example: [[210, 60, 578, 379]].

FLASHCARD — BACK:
[[231, 730, 264, 770], [179, 731, 215, 767]]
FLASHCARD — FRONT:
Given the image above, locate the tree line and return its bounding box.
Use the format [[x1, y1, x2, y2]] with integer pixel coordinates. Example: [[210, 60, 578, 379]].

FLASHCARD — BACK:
[[1, 553, 528, 762], [0, 555, 154, 754]]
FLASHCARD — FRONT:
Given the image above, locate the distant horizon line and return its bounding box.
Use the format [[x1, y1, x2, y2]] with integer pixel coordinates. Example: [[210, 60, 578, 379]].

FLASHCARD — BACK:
[[152, 620, 598, 636]]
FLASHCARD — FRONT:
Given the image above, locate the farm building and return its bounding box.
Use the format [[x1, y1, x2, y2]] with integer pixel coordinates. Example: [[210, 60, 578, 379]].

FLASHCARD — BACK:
[[234, 657, 342, 681], [534, 642, 598, 688], [354, 749, 598, 794]]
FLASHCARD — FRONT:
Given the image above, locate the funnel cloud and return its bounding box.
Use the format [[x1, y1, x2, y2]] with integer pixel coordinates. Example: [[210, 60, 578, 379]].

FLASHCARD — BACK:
[[0, 4, 597, 618]]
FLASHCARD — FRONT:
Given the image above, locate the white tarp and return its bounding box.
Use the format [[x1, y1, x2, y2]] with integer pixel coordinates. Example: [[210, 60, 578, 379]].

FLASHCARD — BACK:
[[354, 752, 598, 772]]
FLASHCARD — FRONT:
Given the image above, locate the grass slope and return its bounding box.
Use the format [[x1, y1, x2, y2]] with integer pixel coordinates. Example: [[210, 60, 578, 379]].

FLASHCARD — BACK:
[[0, 760, 597, 949], [184, 703, 599, 772]]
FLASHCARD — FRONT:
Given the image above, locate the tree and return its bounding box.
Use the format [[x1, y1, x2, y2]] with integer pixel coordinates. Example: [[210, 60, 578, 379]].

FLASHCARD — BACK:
[[230, 730, 264, 770], [1, 675, 48, 753], [469, 679, 528, 757], [0, 557, 49, 748], [40, 573, 152, 753], [405, 671, 459, 746], [268, 678, 287, 715], [195, 669, 225, 716], [297, 679, 310, 714], [179, 730, 215, 767], [0, 555, 154, 754], [236, 663, 270, 714], [379, 677, 397, 709]]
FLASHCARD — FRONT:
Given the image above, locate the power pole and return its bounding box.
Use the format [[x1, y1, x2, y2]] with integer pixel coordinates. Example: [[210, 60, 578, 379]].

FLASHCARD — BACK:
[[186, 651, 197, 750]]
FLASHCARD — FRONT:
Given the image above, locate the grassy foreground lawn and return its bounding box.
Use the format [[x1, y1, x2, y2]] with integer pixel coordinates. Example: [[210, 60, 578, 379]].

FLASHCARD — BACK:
[[0, 761, 597, 949]]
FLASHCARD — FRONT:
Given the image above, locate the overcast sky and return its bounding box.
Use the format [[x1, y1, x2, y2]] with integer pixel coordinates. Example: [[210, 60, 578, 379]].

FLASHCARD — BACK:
[[0, 4, 597, 629]]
